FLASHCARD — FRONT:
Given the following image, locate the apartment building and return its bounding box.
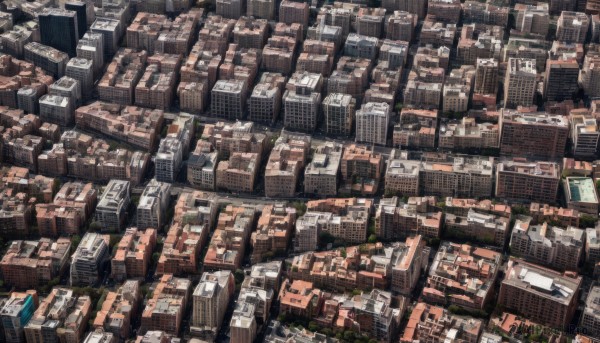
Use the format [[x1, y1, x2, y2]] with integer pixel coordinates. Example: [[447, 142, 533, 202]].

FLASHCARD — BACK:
[[93, 280, 140, 341], [191, 271, 234, 338], [321, 93, 355, 137], [135, 63, 177, 111], [250, 204, 297, 264], [233, 17, 268, 50], [157, 221, 209, 276], [75, 101, 163, 152], [23, 42, 68, 77], [496, 159, 560, 203], [187, 149, 218, 191], [247, 0, 275, 19], [340, 144, 384, 195], [140, 274, 191, 336], [248, 73, 285, 124], [423, 242, 501, 310], [204, 205, 256, 271], [393, 109, 438, 149], [216, 152, 259, 193], [279, 279, 324, 320], [279, 0, 309, 27], [355, 102, 391, 146], [504, 58, 537, 109], [304, 142, 343, 197], [498, 258, 581, 328], [155, 137, 183, 183], [137, 180, 171, 230], [70, 232, 110, 286], [403, 80, 443, 110], [474, 58, 499, 95], [24, 288, 91, 343], [580, 53, 600, 98], [294, 212, 334, 253], [283, 72, 323, 131], [0, 290, 38, 343], [112, 228, 157, 281], [356, 7, 385, 38], [564, 177, 599, 216], [36, 182, 97, 237], [0, 28, 32, 59], [126, 11, 200, 55], [462, 1, 510, 26], [173, 191, 218, 230], [265, 132, 311, 198], [211, 79, 247, 120], [515, 3, 550, 36], [428, 0, 461, 23], [401, 302, 482, 342], [375, 196, 443, 240], [97, 48, 147, 105], [385, 235, 428, 295], [382, 0, 426, 18], [76, 32, 104, 75], [386, 11, 417, 42], [420, 21, 457, 47], [216, 0, 244, 19], [90, 18, 121, 58], [439, 118, 499, 150], [385, 160, 420, 196], [557, 11, 590, 43], [499, 109, 569, 160], [0, 239, 70, 290], [571, 112, 600, 158], [202, 121, 267, 159], [445, 209, 510, 246], [344, 33, 379, 60], [581, 286, 600, 338], [95, 180, 130, 232], [511, 218, 584, 272]]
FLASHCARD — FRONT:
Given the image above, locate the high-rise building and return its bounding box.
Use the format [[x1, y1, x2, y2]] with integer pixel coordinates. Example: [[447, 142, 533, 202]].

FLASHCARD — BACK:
[[39, 8, 79, 57], [504, 58, 537, 109], [474, 58, 499, 95], [66, 58, 94, 98], [77, 32, 104, 75], [355, 102, 391, 146], [557, 11, 590, 43], [95, 180, 131, 232], [322, 93, 356, 136], [544, 59, 579, 101], [211, 80, 247, 120], [279, 0, 309, 27], [304, 142, 343, 196], [65, 2, 90, 39], [38, 95, 74, 128], [216, 0, 245, 19], [137, 179, 171, 230], [499, 109, 569, 160], [247, 0, 275, 20], [70, 232, 110, 286], [283, 72, 323, 131], [191, 271, 234, 338]]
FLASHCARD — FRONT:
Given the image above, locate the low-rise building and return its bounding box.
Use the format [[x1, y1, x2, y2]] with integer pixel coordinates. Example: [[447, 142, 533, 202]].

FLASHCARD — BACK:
[[204, 205, 256, 271], [0, 238, 70, 289], [36, 182, 97, 237], [265, 132, 311, 198], [510, 217, 584, 272], [340, 144, 383, 196], [423, 242, 500, 311], [400, 302, 482, 343], [140, 274, 191, 336], [24, 288, 91, 343], [216, 152, 260, 193], [564, 177, 599, 216], [111, 228, 157, 281], [498, 258, 581, 328], [93, 280, 140, 341], [304, 142, 343, 196], [393, 109, 437, 149], [445, 209, 510, 246], [250, 205, 297, 264]]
